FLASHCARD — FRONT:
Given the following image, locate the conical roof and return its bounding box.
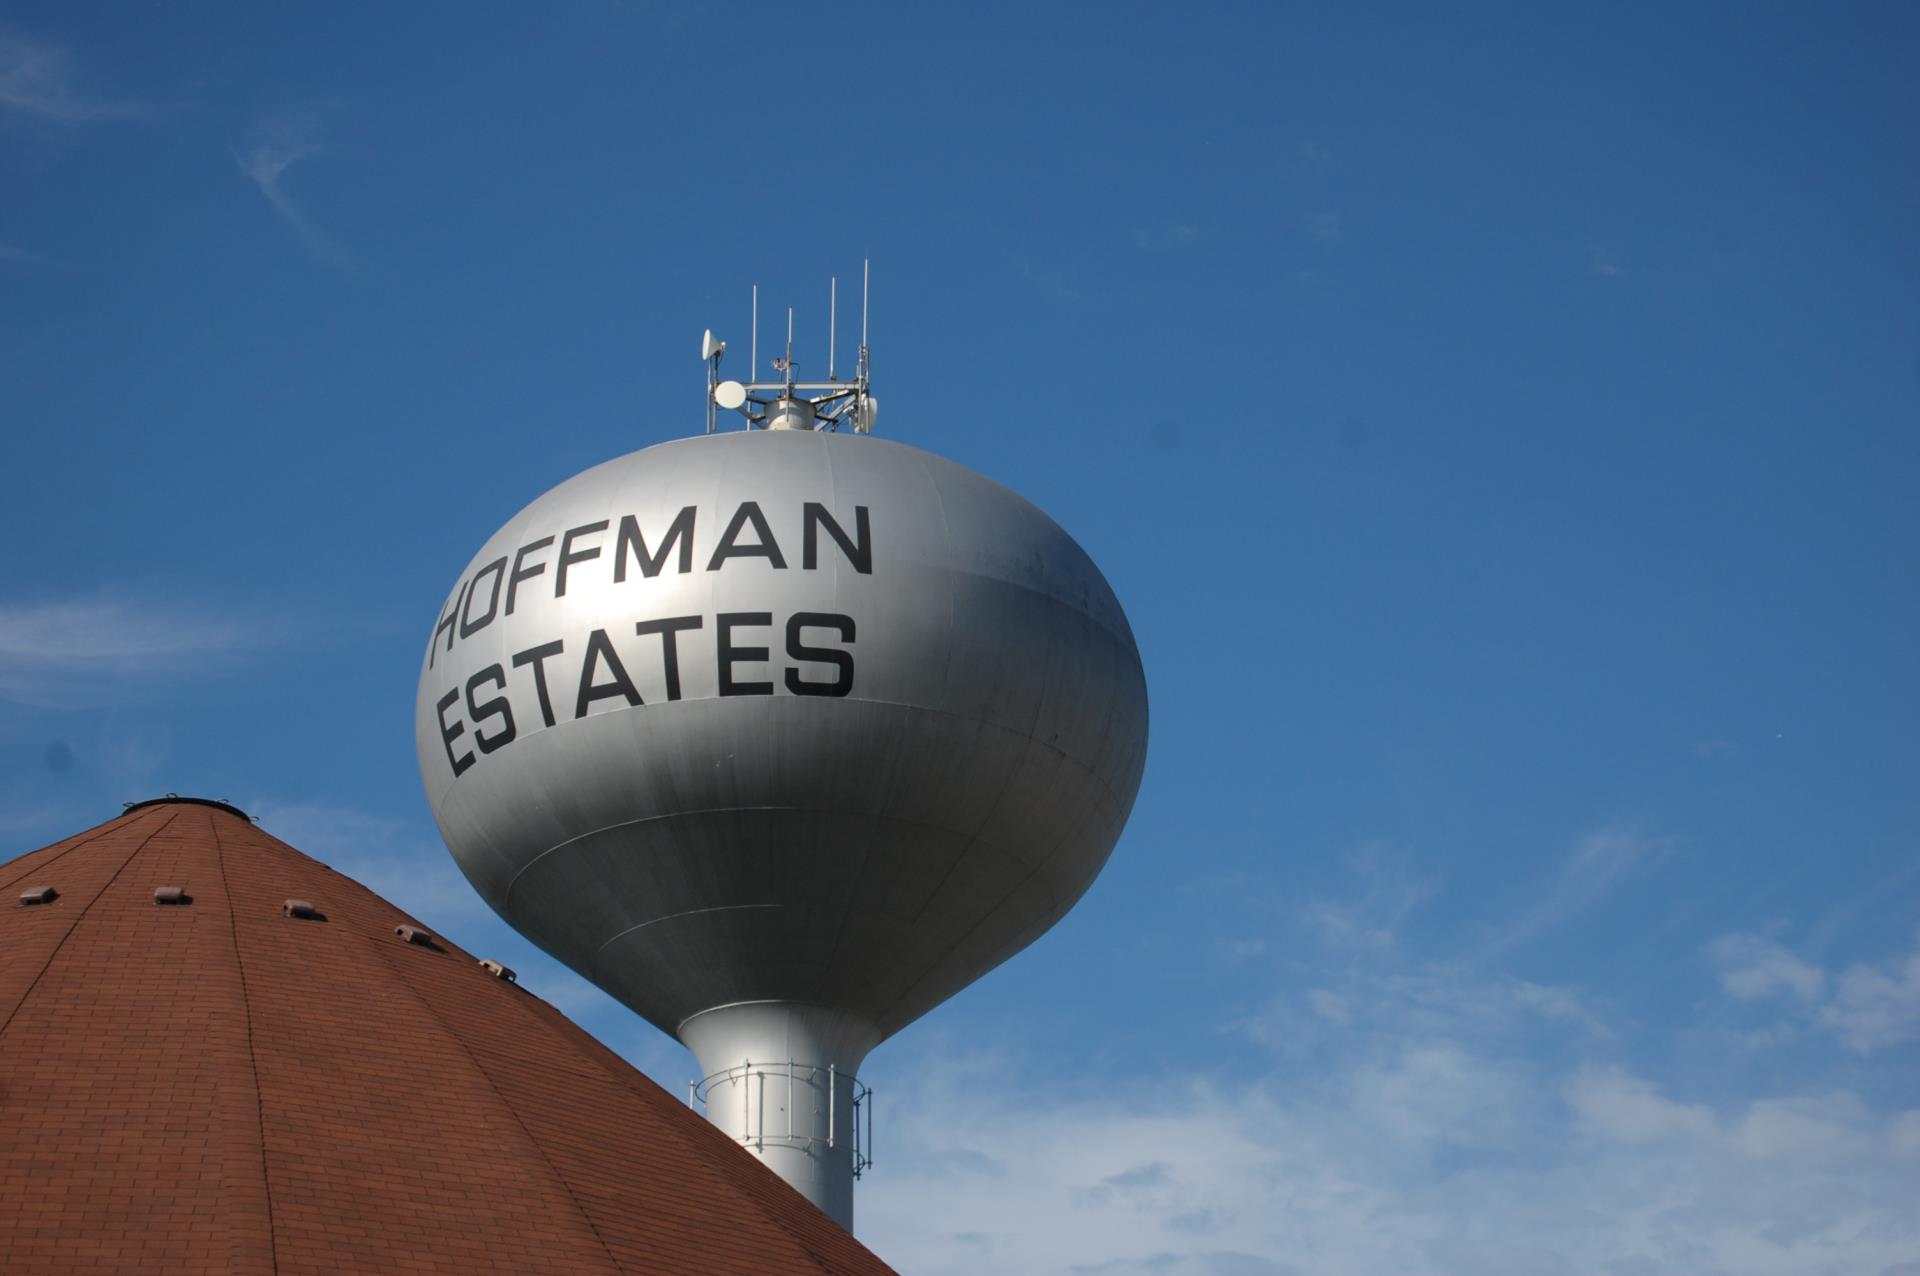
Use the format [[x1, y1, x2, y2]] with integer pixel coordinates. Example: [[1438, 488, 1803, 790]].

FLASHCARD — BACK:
[[0, 798, 898, 1275]]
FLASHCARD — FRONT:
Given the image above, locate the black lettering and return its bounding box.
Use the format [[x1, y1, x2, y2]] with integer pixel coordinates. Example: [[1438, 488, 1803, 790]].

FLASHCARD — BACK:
[[785, 612, 856, 697], [615, 507, 697, 581], [706, 502, 787, 571], [716, 612, 773, 695], [506, 536, 554, 615], [465, 664, 517, 754], [802, 504, 872, 575], [459, 558, 508, 638], [556, 521, 610, 597], [511, 640, 566, 728], [436, 687, 474, 777], [464, 660, 518, 752], [429, 577, 471, 670], [575, 628, 643, 718], [634, 615, 704, 701]]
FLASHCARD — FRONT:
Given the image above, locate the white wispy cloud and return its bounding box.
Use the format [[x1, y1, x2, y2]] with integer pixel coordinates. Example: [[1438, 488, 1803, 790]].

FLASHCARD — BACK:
[[1479, 827, 1667, 957], [0, 597, 276, 707], [235, 110, 355, 270], [0, 599, 255, 665], [0, 805, 68, 835], [1565, 1064, 1715, 1142], [1710, 930, 1920, 1055], [1710, 933, 1826, 1002], [1819, 943, 1920, 1054], [1132, 224, 1206, 251], [1736, 1092, 1876, 1163], [853, 838, 1917, 1273], [1299, 847, 1430, 953], [859, 1040, 1920, 1275], [1014, 255, 1077, 303], [1893, 1110, 1920, 1157], [1234, 958, 1607, 1069], [0, 30, 144, 123]]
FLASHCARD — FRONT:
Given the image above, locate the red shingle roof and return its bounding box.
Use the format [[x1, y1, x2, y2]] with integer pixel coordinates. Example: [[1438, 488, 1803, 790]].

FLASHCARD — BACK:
[[0, 799, 898, 1276]]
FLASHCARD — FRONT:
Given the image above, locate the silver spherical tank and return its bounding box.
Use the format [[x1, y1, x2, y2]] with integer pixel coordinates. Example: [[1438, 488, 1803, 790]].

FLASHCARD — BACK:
[[415, 429, 1148, 1229]]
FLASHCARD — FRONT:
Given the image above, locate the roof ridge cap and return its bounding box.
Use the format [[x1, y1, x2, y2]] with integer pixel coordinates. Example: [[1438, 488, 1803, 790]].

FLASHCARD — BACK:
[[123, 796, 252, 822]]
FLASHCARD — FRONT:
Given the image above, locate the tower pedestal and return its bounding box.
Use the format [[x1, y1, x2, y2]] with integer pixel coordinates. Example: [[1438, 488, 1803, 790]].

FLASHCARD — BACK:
[[680, 1003, 882, 1231]]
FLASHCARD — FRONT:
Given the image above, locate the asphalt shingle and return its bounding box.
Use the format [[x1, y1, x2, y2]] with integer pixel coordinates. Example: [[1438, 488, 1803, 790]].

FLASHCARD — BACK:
[[0, 800, 898, 1276]]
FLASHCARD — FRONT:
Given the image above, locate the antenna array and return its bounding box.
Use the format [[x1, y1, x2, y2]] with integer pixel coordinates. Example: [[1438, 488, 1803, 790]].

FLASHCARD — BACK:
[[702, 261, 876, 436]]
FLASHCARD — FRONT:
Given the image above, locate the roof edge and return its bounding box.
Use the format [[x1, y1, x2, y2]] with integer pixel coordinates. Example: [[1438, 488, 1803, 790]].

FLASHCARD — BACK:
[[123, 795, 252, 822]]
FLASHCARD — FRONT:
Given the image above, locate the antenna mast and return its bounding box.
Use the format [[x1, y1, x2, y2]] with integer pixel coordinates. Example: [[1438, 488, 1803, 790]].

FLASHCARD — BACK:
[[697, 261, 877, 435]]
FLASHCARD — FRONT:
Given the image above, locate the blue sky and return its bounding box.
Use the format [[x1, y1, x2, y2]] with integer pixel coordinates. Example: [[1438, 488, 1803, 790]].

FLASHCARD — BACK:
[[4, 3, 1918, 1272]]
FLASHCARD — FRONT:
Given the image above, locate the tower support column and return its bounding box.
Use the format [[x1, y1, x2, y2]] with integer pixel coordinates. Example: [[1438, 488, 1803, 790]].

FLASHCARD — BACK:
[[680, 1002, 882, 1230]]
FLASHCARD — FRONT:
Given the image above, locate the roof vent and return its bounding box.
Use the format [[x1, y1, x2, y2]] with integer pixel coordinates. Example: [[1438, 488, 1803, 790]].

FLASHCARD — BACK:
[[478, 959, 517, 982], [395, 924, 434, 946], [153, 886, 191, 906], [283, 899, 321, 920], [18, 886, 57, 906]]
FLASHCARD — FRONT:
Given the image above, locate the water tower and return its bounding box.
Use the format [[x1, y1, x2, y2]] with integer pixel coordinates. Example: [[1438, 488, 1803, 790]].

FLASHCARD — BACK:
[[414, 271, 1148, 1229]]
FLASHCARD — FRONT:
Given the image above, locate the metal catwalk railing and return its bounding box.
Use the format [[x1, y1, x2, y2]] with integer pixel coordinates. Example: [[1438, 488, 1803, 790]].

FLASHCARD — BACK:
[[688, 1059, 873, 1178]]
